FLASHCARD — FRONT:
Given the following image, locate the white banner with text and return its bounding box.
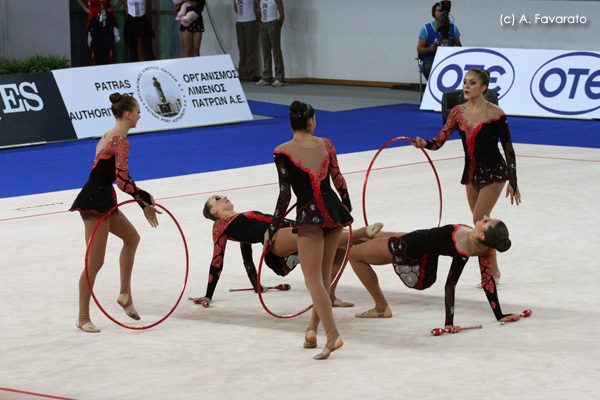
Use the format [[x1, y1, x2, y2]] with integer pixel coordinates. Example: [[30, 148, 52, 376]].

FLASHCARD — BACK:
[[420, 47, 600, 119], [52, 55, 253, 138]]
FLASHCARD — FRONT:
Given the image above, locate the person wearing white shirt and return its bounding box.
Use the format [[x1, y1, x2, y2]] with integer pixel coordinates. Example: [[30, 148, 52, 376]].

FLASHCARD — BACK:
[[124, 0, 156, 61], [234, 0, 260, 81], [255, 0, 285, 87]]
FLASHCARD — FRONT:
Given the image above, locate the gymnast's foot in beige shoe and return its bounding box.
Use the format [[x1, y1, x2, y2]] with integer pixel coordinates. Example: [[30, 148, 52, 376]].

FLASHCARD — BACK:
[[355, 306, 392, 318], [366, 222, 384, 238], [76, 320, 100, 333], [332, 297, 355, 307], [304, 329, 317, 348], [313, 337, 344, 360], [117, 293, 140, 320]]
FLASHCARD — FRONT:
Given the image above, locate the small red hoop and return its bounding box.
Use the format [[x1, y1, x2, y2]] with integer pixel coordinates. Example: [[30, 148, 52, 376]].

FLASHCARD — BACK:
[[85, 199, 189, 330], [256, 205, 353, 318], [362, 137, 443, 227]]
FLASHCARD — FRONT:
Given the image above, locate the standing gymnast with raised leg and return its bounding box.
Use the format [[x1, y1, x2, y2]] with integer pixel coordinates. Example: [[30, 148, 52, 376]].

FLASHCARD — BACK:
[[413, 68, 521, 287], [70, 93, 160, 333], [268, 101, 353, 360]]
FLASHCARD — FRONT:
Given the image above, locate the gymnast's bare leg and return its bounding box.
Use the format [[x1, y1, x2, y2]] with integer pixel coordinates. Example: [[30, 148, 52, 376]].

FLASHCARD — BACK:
[[298, 226, 344, 358], [78, 211, 140, 331]]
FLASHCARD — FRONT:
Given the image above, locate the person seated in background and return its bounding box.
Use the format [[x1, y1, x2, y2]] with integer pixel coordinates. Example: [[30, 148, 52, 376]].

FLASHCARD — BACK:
[[417, 1, 462, 80]]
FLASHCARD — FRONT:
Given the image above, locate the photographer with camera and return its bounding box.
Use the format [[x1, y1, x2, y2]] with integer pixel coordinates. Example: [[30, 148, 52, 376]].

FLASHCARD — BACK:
[[417, 1, 462, 80]]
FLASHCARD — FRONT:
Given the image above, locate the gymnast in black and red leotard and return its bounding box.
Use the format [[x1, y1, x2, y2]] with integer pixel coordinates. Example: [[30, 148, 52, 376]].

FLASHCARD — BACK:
[[195, 195, 382, 303], [414, 68, 522, 286], [349, 216, 522, 331], [268, 101, 353, 359], [70, 93, 161, 333], [199, 196, 297, 301]]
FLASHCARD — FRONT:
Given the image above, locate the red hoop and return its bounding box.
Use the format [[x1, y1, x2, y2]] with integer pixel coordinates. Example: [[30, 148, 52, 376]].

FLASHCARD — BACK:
[[85, 199, 189, 330], [256, 205, 353, 318], [362, 137, 443, 227]]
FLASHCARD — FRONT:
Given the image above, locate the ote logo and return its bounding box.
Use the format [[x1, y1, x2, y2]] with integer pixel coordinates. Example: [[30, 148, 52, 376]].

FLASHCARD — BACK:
[[428, 48, 515, 104], [530, 52, 600, 116]]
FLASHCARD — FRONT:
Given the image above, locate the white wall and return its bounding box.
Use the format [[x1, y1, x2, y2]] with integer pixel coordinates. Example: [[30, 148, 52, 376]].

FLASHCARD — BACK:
[[0, 0, 5, 58], [2, 0, 71, 60], [2, 0, 599, 84], [201, 0, 600, 84]]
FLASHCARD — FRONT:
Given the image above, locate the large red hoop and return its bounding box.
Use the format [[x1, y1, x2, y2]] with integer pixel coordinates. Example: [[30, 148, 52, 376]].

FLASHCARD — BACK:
[[85, 199, 189, 330], [362, 137, 443, 227], [256, 205, 353, 319]]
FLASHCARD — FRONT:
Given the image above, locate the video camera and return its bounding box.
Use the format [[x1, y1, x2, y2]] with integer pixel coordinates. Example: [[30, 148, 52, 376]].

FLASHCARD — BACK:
[[438, 0, 451, 13], [435, 1, 453, 46]]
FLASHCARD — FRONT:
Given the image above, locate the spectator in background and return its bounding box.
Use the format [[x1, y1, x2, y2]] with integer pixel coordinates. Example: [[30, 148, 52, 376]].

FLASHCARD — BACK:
[[255, 0, 285, 87], [234, 0, 260, 81], [124, 0, 156, 62], [417, 2, 462, 80], [177, 0, 206, 57], [77, 0, 123, 65]]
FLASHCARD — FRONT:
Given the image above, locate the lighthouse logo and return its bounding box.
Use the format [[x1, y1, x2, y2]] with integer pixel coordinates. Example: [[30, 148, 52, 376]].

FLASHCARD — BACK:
[[136, 66, 187, 123]]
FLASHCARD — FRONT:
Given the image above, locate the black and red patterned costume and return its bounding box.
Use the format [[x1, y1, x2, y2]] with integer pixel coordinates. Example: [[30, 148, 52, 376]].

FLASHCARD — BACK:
[[204, 211, 297, 300], [269, 138, 353, 239], [389, 224, 507, 326], [85, 0, 118, 65], [425, 105, 518, 191], [70, 135, 151, 214]]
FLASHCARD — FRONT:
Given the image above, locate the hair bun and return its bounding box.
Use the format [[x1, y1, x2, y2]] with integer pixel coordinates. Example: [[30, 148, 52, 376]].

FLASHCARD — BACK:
[[109, 93, 122, 104], [497, 238, 511, 252], [290, 100, 304, 113]]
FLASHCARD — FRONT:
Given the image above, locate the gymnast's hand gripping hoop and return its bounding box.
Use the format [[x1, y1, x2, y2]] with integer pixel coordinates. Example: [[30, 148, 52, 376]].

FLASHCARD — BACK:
[[362, 137, 443, 228]]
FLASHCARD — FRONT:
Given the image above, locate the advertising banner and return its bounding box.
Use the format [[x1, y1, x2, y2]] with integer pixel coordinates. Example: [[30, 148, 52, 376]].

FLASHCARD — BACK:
[[420, 47, 600, 119], [0, 72, 76, 147], [52, 55, 253, 138]]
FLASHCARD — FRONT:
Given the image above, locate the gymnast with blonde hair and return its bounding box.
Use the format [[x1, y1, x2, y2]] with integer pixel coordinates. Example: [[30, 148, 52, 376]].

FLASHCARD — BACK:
[[195, 194, 382, 304]]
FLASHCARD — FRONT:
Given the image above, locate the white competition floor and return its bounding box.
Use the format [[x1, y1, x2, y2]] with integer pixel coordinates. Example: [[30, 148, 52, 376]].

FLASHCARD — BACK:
[[1, 140, 599, 399]]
